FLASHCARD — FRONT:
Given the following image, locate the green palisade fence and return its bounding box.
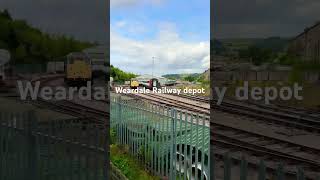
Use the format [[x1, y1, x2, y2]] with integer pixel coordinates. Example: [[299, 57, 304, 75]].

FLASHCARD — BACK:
[[0, 111, 109, 180], [111, 96, 320, 180], [2, 100, 320, 180], [111, 96, 210, 180]]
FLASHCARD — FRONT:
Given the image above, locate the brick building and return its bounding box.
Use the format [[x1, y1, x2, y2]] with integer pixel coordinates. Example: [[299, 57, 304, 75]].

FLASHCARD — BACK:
[[288, 22, 320, 62]]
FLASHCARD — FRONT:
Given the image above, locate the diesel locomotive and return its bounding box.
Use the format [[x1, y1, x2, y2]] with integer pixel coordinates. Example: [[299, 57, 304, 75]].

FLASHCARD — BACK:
[[64, 52, 92, 86]]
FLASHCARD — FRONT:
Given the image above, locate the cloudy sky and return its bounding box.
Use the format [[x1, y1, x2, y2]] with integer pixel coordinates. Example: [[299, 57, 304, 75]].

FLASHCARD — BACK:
[[110, 0, 210, 76], [213, 0, 320, 39], [0, 0, 107, 43], [1, 0, 318, 74]]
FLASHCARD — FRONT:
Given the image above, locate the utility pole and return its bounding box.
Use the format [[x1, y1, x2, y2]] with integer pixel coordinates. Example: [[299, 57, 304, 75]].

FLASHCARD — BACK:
[[152, 56, 155, 78]]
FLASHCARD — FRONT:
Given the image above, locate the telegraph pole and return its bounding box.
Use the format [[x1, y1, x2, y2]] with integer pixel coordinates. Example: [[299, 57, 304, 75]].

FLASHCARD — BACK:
[[152, 56, 155, 78]]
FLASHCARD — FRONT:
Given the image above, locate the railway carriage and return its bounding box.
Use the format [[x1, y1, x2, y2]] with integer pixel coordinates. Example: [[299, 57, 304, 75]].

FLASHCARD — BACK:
[[139, 78, 161, 90], [130, 78, 161, 89], [65, 52, 92, 86]]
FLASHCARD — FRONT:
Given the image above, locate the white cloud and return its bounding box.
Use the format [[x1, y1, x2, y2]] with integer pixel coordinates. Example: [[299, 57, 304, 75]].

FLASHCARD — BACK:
[[111, 0, 165, 8], [115, 21, 127, 28], [111, 23, 209, 75]]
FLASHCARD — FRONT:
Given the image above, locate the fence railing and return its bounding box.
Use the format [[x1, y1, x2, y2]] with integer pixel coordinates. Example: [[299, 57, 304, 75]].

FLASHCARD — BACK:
[[111, 95, 320, 180], [111, 96, 210, 180], [0, 111, 108, 180]]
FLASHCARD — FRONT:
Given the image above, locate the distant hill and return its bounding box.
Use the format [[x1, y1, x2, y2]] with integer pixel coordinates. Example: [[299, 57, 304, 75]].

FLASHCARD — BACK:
[[254, 37, 290, 52], [218, 38, 259, 50], [217, 37, 290, 52], [162, 73, 201, 80], [163, 70, 209, 83], [0, 9, 93, 64]]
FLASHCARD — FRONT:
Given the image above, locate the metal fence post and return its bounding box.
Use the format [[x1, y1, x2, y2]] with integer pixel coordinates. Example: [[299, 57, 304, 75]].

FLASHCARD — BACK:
[[195, 113, 199, 180], [183, 112, 188, 180], [173, 109, 178, 179], [170, 108, 177, 180], [223, 153, 231, 180], [240, 157, 247, 180], [27, 111, 38, 180], [188, 114, 194, 180], [276, 163, 284, 180], [210, 145, 214, 180], [258, 160, 266, 180], [0, 112, 3, 180], [118, 96, 122, 144], [297, 167, 305, 180], [201, 116, 205, 180]]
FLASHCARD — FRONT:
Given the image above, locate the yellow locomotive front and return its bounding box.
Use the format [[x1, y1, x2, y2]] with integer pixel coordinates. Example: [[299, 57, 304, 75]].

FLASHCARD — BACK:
[[130, 79, 139, 89], [65, 52, 92, 86]]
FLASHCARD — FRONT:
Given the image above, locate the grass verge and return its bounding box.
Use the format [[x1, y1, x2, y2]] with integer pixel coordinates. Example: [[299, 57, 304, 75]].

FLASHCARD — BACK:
[[110, 144, 160, 180]]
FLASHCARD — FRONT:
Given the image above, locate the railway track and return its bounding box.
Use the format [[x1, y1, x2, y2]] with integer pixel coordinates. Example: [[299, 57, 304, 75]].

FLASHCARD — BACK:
[[172, 93, 320, 123], [212, 140, 318, 179], [171, 93, 210, 103], [167, 93, 320, 133], [219, 99, 320, 122], [171, 92, 319, 117], [212, 122, 320, 176], [27, 75, 108, 124], [127, 93, 210, 115], [30, 99, 108, 123]]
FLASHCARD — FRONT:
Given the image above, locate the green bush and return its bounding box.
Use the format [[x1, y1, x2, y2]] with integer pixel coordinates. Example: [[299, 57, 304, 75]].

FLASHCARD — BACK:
[[110, 144, 160, 180]]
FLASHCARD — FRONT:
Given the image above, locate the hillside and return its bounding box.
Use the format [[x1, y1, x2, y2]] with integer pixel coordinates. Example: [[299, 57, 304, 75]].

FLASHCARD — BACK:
[[110, 65, 137, 82], [162, 73, 201, 80], [0, 9, 93, 64], [214, 37, 290, 54], [163, 70, 209, 83]]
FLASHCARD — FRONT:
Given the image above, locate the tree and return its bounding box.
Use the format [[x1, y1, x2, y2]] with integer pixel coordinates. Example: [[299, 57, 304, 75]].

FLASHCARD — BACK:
[[0, 9, 12, 20], [111, 65, 137, 82], [239, 45, 273, 65], [184, 75, 197, 82], [0, 9, 93, 64], [15, 45, 27, 60]]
